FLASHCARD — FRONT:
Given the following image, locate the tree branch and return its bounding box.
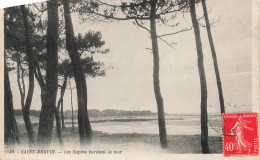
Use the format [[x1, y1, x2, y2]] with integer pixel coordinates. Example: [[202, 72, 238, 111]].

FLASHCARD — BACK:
[[198, 18, 220, 28], [32, 3, 47, 13], [158, 26, 192, 37], [157, 3, 188, 16], [135, 19, 175, 49], [135, 19, 150, 33], [88, 10, 151, 20], [157, 37, 175, 49]]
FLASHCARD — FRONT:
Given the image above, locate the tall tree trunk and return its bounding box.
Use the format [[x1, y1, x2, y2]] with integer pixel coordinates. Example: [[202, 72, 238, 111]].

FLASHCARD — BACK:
[[37, 0, 59, 146], [21, 5, 35, 145], [34, 59, 65, 145], [4, 61, 20, 145], [201, 0, 225, 114], [69, 78, 75, 134], [149, 0, 168, 149], [63, 0, 92, 144], [189, 0, 209, 153]]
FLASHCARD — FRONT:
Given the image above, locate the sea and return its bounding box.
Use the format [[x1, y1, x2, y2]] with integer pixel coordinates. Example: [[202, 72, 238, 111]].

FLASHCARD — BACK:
[[15, 114, 223, 136]]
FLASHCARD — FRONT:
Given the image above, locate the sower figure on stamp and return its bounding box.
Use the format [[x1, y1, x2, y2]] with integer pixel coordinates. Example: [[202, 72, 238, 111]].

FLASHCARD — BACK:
[[229, 116, 254, 153]]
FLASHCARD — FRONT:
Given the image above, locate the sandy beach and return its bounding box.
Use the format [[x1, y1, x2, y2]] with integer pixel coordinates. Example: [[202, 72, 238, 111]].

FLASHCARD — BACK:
[[13, 122, 223, 154]]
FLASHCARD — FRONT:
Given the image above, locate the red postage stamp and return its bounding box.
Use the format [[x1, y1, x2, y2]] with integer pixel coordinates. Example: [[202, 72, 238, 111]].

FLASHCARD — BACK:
[[222, 113, 259, 156]]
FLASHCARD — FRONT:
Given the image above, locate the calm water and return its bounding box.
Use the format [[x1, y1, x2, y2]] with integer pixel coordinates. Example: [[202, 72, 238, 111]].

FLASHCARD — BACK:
[[90, 115, 222, 136], [16, 115, 222, 136]]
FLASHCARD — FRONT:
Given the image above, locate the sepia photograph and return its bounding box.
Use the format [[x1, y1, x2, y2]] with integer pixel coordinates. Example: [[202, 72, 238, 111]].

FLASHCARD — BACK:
[[1, 0, 259, 159]]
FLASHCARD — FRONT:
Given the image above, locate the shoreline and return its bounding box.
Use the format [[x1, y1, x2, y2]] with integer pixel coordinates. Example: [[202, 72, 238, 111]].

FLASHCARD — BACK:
[[12, 123, 223, 154]]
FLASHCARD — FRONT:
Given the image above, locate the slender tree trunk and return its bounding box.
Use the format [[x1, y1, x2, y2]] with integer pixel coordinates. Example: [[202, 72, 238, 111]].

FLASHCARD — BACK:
[[21, 66, 26, 98], [21, 5, 35, 145], [69, 78, 75, 134], [63, 0, 92, 144], [16, 55, 25, 109], [61, 100, 65, 129], [54, 107, 63, 145], [82, 76, 92, 140], [55, 76, 65, 145], [54, 75, 68, 145], [57, 73, 68, 130], [4, 61, 20, 145], [189, 0, 209, 153], [201, 0, 225, 114], [149, 0, 168, 149], [34, 61, 45, 103], [37, 0, 59, 146]]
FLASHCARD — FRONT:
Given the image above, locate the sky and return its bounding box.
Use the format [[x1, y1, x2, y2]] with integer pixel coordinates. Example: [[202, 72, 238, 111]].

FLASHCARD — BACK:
[[7, 0, 253, 114]]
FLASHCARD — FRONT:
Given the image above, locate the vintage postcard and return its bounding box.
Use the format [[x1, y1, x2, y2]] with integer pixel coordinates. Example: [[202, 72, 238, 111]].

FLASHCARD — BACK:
[[0, 0, 259, 160]]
